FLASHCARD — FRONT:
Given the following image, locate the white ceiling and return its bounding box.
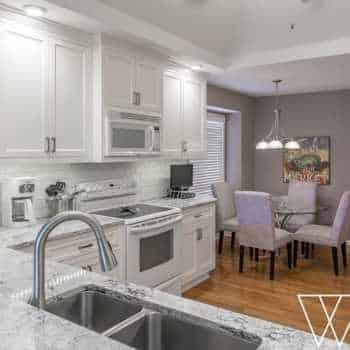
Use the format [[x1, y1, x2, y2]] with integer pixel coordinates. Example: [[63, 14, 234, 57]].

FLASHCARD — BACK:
[[3, 0, 350, 95], [208, 54, 350, 96], [97, 0, 350, 60]]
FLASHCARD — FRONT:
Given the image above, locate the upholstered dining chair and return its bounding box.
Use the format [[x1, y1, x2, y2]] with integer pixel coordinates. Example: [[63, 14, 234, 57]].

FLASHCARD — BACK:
[[284, 182, 318, 232], [293, 191, 350, 276], [212, 182, 239, 254], [235, 191, 293, 280]]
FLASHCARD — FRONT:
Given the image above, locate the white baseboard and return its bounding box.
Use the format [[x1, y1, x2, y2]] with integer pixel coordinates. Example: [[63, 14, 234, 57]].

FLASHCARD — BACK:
[[181, 273, 210, 293]]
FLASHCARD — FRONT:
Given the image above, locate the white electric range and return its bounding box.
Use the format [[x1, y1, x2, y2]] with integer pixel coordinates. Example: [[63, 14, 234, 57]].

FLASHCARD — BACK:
[[74, 180, 184, 295]]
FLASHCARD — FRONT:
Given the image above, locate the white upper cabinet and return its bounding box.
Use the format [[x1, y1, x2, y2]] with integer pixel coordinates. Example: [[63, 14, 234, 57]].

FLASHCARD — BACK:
[[103, 50, 136, 109], [162, 69, 207, 160], [101, 42, 162, 115], [51, 39, 91, 160], [135, 59, 162, 113], [162, 71, 183, 157], [183, 76, 207, 158], [0, 16, 92, 162], [0, 27, 49, 158]]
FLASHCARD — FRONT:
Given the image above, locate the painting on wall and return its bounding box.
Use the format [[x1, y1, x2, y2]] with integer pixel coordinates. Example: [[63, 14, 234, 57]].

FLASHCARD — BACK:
[[283, 136, 331, 185]]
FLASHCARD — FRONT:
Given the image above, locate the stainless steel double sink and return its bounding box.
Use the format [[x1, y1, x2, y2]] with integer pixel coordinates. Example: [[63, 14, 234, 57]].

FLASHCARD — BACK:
[[44, 285, 262, 350]]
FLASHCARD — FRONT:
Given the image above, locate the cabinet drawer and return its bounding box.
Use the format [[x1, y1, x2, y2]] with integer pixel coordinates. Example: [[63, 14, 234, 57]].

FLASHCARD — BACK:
[[183, 207, 212, 231], [16, 224, 122, 264]]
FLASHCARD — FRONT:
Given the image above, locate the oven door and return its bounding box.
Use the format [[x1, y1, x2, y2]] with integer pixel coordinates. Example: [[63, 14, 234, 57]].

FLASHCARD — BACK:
[[106, 118, 155, 156], [126, 215, 183, 287]]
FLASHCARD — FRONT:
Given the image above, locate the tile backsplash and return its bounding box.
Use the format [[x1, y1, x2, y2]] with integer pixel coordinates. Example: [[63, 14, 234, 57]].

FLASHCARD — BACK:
[[0, 160, 183, 220]]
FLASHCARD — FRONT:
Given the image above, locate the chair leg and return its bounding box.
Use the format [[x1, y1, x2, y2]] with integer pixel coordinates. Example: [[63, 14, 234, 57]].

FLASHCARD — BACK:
[[341, 242, 347, 268], [270, 251, 275, 280], [311, 244, 315, 258], [287, 243, 292, 270], [305, 243, 310, 259], [301, 242, 305, 254], [332, 247, 339, 276], [255, 248, 259, 262], [231, 232, 236, 251], [239, 246, 245, 273], [249, 247, 254, 261], [293, 240, 299, 268], [218, 231, 224, 254]]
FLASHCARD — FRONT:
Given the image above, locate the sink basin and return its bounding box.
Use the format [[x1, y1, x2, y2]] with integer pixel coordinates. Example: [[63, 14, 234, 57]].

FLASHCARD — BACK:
[[111, 311, 261, 350], [45, 286, 142, 333], [45, 285, 261, 350]]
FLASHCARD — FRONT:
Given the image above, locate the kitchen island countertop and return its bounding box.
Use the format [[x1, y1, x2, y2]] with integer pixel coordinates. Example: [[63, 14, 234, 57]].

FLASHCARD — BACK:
[[0, 247, 344, 350]]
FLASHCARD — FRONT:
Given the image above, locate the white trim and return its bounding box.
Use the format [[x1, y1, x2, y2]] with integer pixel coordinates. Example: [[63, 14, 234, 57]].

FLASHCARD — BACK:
[[207, 105, 240, 114]]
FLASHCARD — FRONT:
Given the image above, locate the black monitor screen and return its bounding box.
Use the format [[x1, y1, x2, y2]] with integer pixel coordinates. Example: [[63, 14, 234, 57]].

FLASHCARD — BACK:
[[170, 164, 193, 190]]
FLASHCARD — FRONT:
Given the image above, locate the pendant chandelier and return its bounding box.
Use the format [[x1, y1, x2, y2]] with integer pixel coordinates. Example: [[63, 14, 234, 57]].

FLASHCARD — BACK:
[[256, 80, 300, 150]]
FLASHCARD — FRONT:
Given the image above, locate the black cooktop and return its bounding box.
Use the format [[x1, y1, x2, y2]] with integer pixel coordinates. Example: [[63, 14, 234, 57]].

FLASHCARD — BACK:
[[93, 204, 171, 219]]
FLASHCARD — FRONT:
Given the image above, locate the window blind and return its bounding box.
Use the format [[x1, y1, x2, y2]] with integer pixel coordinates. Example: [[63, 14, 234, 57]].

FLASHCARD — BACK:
[[192, 116, 225, 195]]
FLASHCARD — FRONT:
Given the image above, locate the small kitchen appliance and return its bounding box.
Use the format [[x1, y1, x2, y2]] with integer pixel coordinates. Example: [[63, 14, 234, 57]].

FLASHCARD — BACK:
[[168, 164, 196, 199], [1, 177, 37, 227], [105, 109, 161, 157]]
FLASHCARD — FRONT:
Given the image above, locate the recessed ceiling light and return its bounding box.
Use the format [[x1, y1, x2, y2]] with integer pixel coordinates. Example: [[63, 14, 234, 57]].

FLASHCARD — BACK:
[[23, 5, 47, 17], [191, 65, 202, 71]]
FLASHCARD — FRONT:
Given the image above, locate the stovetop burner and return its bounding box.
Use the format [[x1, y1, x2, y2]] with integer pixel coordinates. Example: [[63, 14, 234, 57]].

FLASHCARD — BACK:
[[92, 204, 171, 220]]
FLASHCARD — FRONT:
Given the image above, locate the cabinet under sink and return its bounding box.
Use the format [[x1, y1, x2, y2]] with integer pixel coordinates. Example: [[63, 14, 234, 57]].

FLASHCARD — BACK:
[[44, 285, 262, 350]]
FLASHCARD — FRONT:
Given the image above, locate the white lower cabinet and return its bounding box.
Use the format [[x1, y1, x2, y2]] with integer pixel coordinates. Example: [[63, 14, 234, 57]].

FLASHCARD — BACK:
[[182, 228, 197, 285], [14, 203, 216, 293], [181, 203, 216, 292], [16, 224, 125, 280]]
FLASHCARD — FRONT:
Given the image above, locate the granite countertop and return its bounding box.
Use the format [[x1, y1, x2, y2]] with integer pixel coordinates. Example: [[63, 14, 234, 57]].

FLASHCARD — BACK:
[[0, 195, 216, 249], [0, 215, 123, 249], [0, 247, 344, 350], [145, 194, 217, 209]]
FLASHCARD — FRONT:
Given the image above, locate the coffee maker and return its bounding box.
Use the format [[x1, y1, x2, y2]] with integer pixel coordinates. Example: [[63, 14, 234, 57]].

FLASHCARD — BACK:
[[1, 177, 37, 227]]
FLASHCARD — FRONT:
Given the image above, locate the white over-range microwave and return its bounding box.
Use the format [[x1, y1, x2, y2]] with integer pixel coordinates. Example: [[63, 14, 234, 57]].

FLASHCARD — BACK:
[[105, 109, 161, 157]]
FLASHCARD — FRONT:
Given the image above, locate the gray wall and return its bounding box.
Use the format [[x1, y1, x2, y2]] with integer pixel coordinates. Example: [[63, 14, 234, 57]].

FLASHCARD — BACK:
[[255, 90, 350, 223], [207, 85, 256, 189]]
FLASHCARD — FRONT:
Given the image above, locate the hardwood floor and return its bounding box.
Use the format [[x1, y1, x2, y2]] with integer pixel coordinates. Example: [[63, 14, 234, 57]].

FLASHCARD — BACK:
[[184, 237, 350, 343]]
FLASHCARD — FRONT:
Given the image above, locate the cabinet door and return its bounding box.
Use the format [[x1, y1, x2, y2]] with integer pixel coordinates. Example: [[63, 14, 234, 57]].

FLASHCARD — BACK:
[[183, 77, 207, 159], [51, 39, 91, 159], [0, 27, 49, 158], [182, 230, 197, 285], [103, 49, 136, 109], [161, 71, 183, 157], [135, 59, 162, 113], [196, 227, 212, 275]]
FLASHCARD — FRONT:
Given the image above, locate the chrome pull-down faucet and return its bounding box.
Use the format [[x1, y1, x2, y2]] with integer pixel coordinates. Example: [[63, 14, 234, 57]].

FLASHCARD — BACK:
[[29, 211, 118, 309]]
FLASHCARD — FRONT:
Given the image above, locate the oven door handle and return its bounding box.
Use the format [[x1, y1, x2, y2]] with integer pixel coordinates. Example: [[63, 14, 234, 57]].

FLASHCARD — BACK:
[[128, 215, 183, 234], [149, 126, 155, 152]]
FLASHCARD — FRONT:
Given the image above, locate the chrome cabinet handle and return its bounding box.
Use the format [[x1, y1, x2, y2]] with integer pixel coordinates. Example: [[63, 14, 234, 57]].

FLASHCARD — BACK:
[[133, 91, 138, 105], [137, 92, 141, 106], [133, 92, 141, 105], [78, 243, 94, 250], [44, 137, 50, 153], [196, 228, 203, 241], [50, 137, 56, 153], [82, 265, 92, 271], [194, 214, 203, 218], [182, 140, 188, 152]]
